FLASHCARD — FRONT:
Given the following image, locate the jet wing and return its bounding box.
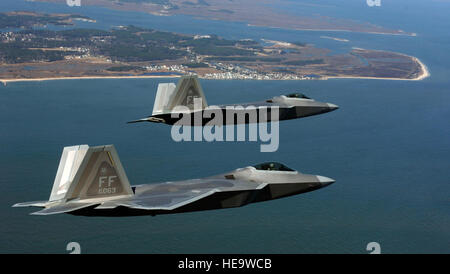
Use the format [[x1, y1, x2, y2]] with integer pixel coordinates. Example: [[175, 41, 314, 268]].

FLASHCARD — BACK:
[[95, 179, 267, 211], [96, 189, 215, 210], [16, 179, 267, 215]]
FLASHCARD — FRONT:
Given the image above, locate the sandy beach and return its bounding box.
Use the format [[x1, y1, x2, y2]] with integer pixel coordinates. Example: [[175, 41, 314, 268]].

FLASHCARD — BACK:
[[412, 56, 430, 80]]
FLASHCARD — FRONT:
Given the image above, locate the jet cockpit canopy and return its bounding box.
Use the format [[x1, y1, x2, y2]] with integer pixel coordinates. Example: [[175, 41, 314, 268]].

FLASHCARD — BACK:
[[253, 162, 295, 172], [286, 93, 310, 99]]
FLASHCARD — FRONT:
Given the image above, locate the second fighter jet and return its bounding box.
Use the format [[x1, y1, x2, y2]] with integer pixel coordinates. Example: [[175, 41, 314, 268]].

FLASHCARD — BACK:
[[128, 75, 338, 126]]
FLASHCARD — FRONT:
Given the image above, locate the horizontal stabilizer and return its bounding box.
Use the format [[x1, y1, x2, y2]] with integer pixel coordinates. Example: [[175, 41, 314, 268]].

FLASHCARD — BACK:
[[127, 118, 148, 124], [127, 117, 166, 124], [12, 201, 48, 208], [30, 202, 97, 215]]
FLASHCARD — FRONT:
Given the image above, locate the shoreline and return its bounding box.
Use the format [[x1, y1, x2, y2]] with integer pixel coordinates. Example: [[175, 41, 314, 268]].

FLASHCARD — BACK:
[[325, 53, 430, 81], [412, 56, 430, 80], [0, 57, 430, 84]]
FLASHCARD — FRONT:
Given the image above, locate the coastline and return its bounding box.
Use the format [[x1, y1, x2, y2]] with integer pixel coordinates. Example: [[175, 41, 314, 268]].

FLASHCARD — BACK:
[[325, 55, 429, 81], [412, 56, 430, 80], [0, 57, 430, 84]]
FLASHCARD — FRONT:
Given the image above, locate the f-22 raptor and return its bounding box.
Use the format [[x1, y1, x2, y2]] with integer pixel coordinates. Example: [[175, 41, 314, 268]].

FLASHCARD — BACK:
[[129, 76, 338, 126], [13, 145, 335, 216]]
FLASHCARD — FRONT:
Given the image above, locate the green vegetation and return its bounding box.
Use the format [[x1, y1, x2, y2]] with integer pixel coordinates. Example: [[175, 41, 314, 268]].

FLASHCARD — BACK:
[[103, 45, 184, 61], [0, 12, 90, 29], [59, 29, 110, 39], [0, 12, 313, 67], [192, 46, 253, 56], [139, 30, 188, 44], [205, 56, 283, 62], [0, 44, 74, 63], [106, 65, 146, 72], [0, 15, 263, 63], [180, 35, 254, 56], [236, 40, 259, 46], [183, 62, 209, 68], [272, 68, 295, 73], [0, 26, 188, 63]]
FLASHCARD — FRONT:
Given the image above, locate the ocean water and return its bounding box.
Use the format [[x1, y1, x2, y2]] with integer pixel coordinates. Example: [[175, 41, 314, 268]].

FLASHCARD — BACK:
[[0, 0, 449, 253]]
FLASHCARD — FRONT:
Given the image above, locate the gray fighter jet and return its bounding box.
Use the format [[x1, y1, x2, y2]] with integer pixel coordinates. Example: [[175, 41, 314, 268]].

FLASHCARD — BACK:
[[128, 76, 338, 126], [13, 144, 335, 216]]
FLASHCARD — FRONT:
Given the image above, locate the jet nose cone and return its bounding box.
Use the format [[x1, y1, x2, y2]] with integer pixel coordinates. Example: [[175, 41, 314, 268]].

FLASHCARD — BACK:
[[316, 175, 335, 187], [326, 103, 339, 111]]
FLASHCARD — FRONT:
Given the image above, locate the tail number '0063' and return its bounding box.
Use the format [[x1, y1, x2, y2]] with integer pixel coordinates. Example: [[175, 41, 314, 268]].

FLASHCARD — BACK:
[[98, 176, 117, 194]]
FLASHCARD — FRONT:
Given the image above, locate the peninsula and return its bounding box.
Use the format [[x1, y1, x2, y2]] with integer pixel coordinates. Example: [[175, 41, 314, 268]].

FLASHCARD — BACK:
[[0, 12, 428, 84]]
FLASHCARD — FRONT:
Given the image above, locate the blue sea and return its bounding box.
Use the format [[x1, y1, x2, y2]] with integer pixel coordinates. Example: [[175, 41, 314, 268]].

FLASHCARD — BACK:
[[0, 0, 449, 253]]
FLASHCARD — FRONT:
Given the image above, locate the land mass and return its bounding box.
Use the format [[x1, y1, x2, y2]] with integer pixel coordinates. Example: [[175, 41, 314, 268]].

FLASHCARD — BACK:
[[0, 11, 95, 29], [0, 12, 428, 83], [36, 0, 415, 36]]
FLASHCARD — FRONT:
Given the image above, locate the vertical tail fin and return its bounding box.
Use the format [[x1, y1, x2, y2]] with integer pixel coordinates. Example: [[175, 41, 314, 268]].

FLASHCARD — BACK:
[[152, 75, 208, 115], [49, 145, 133, 202], [49, 145, 89, 201], [152, 82, 176, 115]]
